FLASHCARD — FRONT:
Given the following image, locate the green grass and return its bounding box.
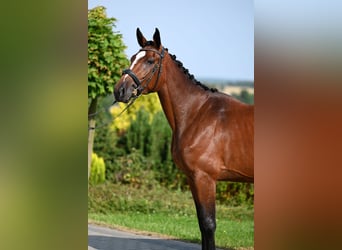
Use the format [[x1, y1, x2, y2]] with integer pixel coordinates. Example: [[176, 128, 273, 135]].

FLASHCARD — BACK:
[[88, 182, 254, 249]]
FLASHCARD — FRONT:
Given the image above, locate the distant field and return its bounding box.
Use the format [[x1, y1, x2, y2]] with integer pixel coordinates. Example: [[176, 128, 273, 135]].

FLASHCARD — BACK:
[[221, 86, 254, 95], [200, 78, 254, 96]]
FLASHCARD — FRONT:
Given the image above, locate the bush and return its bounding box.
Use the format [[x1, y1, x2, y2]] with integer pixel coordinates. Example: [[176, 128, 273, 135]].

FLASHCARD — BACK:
[[108, 148, 159, 188], [216, 182, 254, 206], [92, 96, 124, 178], [124, 108, 152, 156], [110, 93, 162, 132], [90, 153, 106, 185], [88, 182, 195, 215]]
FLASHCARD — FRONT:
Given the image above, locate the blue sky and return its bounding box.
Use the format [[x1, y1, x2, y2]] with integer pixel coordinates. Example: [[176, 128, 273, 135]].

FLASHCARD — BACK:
[[88, 0, 254, 81]]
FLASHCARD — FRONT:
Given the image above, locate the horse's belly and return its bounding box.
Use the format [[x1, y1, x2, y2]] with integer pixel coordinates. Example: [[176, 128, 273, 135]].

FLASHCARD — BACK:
[[217, 167, 254, 183]]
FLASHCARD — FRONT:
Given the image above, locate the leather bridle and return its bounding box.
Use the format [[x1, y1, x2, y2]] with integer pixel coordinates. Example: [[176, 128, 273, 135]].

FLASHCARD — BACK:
[[122, 47, 165, 96]]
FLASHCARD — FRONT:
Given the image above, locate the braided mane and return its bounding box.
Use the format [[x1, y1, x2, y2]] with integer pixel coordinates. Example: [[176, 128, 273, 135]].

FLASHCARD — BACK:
[[166, 48, 217, 92], [142, 42, 217, 93]]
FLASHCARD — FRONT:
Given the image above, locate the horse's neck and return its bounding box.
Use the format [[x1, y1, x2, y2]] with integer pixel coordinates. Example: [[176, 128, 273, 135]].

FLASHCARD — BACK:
[[157, 61, 209, 133]]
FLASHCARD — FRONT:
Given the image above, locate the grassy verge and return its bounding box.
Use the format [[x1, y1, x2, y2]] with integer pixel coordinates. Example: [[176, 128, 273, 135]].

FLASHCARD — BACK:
[[88, 182, 254, 249]]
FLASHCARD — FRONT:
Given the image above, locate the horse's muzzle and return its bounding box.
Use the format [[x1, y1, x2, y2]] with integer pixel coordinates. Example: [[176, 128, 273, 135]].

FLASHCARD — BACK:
[[114, 82, 138, 103]]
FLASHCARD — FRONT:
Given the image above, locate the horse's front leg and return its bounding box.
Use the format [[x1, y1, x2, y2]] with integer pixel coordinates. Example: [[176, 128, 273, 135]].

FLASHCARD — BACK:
[[188, 172, 217, 250]]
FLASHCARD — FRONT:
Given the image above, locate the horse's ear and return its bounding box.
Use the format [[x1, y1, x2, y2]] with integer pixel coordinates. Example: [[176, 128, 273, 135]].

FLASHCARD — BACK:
[[136, 28, 147, 47], [153, 28, 161, 49]]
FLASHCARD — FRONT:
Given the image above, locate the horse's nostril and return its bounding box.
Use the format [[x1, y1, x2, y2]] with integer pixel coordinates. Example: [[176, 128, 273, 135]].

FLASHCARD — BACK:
[[119, 86, 125, 97], [114, 85, 125, 101]]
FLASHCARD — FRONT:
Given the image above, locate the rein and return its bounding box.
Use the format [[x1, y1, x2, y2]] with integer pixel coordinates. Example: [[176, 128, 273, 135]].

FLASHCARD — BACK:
[[88, 97, 138, 130], [122, 47, 165, 96], [88, 99, 117, 119]]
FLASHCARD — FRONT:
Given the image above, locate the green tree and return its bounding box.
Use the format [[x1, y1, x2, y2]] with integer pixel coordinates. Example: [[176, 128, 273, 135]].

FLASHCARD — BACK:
[[90, 153, 106, 185], [232, 89, 254, 104], [110, 93, 162, 132], [124, 108, 152, 156], [88, 6, 129, 180]]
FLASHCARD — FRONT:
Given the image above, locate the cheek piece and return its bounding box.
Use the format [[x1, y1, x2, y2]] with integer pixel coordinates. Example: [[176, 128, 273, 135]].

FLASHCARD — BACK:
[[121, 47, 165, 96]]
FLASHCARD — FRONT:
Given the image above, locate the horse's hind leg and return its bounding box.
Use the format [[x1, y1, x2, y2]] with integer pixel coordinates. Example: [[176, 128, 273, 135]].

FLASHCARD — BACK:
[[188, 172, 216, 250]]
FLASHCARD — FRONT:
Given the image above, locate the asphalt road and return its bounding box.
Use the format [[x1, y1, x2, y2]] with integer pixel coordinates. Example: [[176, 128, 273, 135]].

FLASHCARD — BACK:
[[88, 224, 225, 250]]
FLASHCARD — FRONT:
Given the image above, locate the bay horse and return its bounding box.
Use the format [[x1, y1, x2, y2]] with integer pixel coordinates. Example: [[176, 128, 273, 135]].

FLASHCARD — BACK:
[[114, 28, 254, 250]]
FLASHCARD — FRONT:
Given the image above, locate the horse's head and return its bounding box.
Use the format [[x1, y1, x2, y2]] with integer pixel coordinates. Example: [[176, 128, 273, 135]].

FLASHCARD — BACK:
[[114, 28, 165, 103]]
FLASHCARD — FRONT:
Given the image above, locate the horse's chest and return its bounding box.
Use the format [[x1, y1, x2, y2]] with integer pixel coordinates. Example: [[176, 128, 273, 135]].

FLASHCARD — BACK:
[[170, 136, 185, 167]]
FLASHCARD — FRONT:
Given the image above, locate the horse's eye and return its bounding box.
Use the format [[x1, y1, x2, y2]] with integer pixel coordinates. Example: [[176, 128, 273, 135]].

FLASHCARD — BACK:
[[147, 58, 155, 65]]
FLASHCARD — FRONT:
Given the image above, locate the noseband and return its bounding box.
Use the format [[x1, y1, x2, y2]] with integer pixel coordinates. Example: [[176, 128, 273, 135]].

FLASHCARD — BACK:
[[122, 47, 165, 96]]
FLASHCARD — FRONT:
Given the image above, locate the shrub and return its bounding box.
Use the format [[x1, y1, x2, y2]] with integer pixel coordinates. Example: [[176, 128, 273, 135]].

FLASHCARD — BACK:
[[124, 108, 152, 156], [216, 182, 254, 206], [110, 93, 162, 132], [90, 153, 106, 185], [93, 96, 122, 177], [107, 148, 159, 188]]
